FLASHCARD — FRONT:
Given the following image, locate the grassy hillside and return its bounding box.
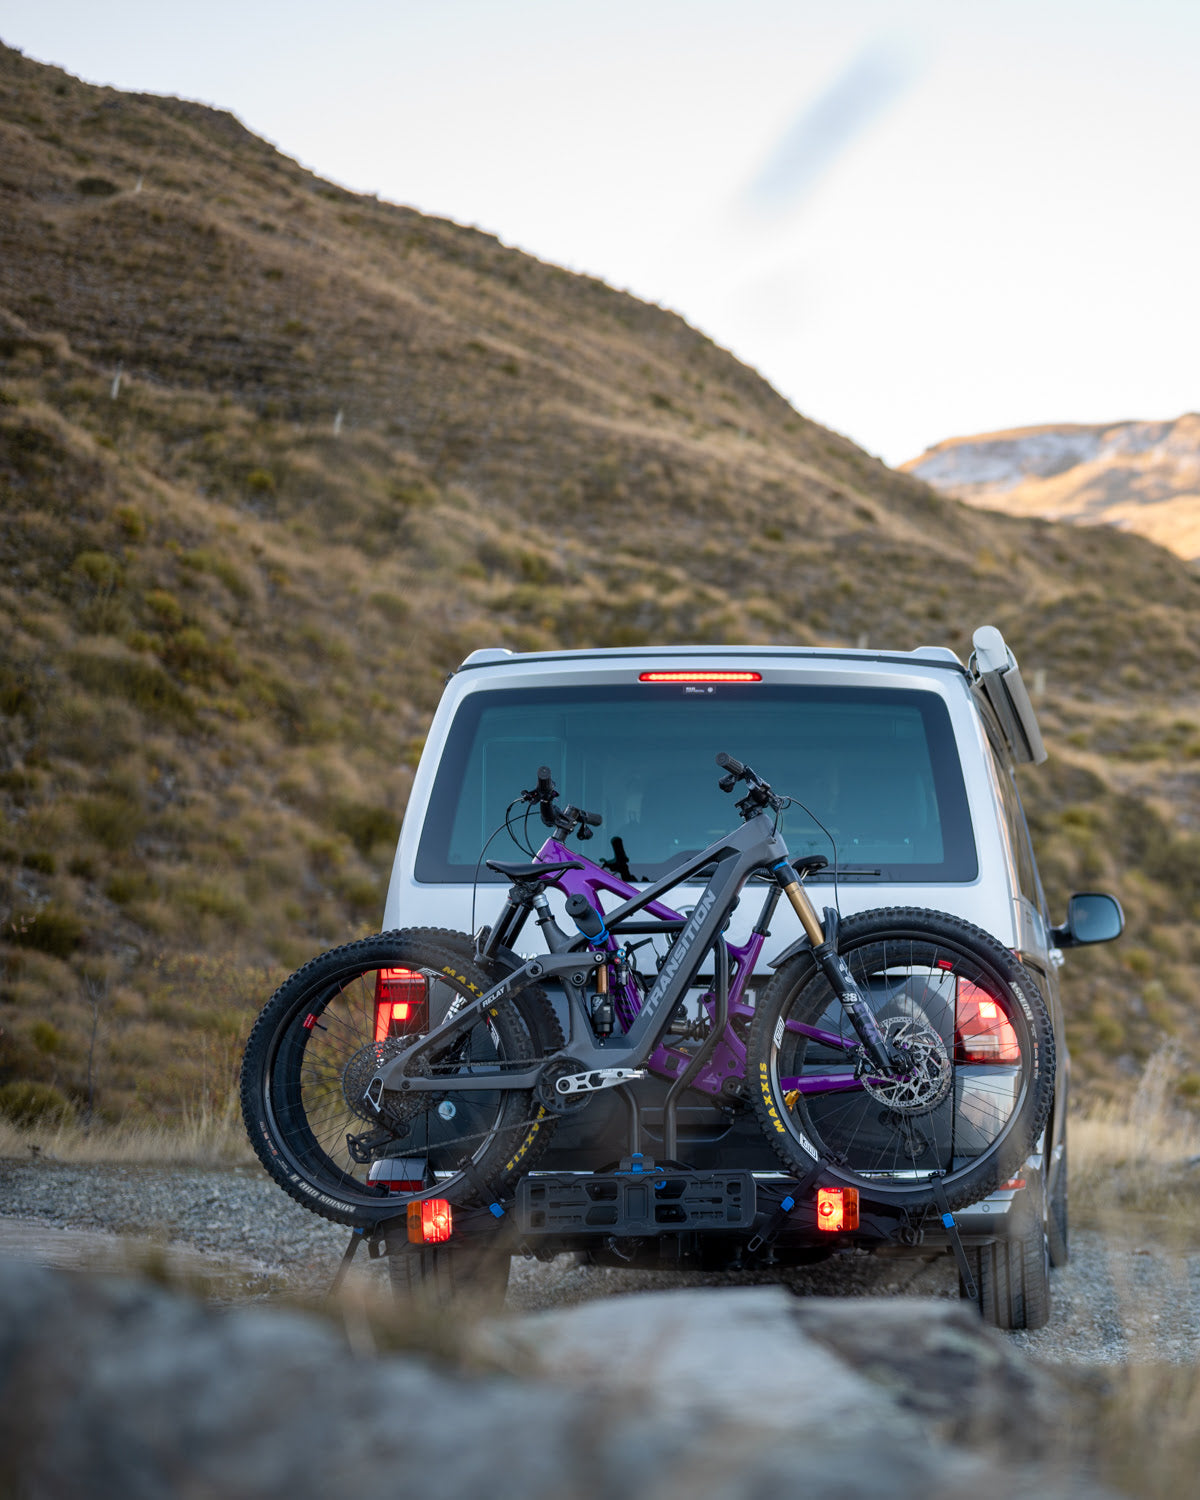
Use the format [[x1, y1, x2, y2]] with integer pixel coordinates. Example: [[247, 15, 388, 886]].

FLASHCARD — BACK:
[[2, 40, 1200, 1127]]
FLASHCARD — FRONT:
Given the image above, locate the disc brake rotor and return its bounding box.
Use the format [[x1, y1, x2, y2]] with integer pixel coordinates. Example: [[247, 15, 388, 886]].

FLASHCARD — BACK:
[[859, 1017, 952, 1113]]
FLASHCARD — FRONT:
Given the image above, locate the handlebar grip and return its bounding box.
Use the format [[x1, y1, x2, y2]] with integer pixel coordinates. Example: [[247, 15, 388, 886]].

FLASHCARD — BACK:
[[536, 765, 556, 798], [581, 808, 603, 827], [716, 752, 745, 776]]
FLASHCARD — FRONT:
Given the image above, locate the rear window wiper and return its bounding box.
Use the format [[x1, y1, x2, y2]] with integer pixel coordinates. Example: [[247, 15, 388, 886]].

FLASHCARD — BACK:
[[805, 865, 883, 880]]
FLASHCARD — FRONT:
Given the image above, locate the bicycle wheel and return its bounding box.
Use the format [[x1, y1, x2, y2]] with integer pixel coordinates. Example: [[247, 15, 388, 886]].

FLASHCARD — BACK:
[[747, 908, 1054, 1212], [240, 930, 556, 1228]]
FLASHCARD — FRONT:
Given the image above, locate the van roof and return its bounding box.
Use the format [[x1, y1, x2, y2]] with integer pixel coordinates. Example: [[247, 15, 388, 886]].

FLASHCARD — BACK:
[[455, 644, 968, 675]]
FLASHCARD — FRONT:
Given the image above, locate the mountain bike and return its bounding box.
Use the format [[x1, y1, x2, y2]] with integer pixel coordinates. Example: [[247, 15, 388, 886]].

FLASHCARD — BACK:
[[241, 755, 1054, 1230]]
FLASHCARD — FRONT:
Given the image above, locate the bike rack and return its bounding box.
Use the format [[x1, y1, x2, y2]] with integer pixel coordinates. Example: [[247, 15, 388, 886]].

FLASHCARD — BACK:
[[661, 936, 729, 1163]]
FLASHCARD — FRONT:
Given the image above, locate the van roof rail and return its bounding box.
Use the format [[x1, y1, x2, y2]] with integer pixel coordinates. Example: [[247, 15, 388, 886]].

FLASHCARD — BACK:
[[969, 626, 1047, 765]]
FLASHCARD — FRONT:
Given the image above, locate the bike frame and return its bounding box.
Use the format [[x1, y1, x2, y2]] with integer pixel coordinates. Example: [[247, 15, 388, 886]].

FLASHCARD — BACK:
[[367, 810, 871, 1104]]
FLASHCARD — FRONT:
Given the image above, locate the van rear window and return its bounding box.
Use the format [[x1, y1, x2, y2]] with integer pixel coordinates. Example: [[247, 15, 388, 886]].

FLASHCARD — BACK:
[[414, 684, 977, 883]]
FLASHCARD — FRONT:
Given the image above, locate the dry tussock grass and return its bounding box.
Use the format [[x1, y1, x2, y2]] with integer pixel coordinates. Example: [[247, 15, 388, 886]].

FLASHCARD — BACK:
[[1072, 1045, 1200, 1242], [0, 1092, 251, 1167]]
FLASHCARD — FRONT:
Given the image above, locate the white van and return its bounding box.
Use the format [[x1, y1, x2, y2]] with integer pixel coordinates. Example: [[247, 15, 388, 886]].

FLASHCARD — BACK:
[[374, 627, 1122, 1326]]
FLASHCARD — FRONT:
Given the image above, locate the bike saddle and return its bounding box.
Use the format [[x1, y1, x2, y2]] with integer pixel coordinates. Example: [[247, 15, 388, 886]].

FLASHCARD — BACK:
[[485, 859, 586, 880], [793, 855, 829, 876]]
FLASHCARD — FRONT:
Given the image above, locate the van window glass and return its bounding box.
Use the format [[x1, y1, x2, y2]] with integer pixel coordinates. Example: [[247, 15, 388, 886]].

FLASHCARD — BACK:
[[415, 684, 978, 884], [995, 757, 1043, 909]]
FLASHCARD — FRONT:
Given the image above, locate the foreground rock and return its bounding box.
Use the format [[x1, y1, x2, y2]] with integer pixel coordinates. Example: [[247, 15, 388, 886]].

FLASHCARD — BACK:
[[0, 1257, 1106, 1499]]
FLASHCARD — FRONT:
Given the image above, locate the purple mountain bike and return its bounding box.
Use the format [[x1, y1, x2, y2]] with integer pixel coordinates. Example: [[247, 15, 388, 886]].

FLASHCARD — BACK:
[[241, 755, 1054, 1229]]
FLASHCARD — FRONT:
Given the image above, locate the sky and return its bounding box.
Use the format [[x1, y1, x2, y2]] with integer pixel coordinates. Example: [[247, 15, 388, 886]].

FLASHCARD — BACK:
[[4, 0, 1199, 465]]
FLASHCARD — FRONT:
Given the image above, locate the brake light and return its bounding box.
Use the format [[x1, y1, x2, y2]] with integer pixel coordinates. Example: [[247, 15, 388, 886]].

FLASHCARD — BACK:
[[638, 671, 762, 683], [955, 979, 1019, 1063], [408, 1198, 453, 1244], [374, 968, 427, 1041], [816, 1186, 859, 1231]]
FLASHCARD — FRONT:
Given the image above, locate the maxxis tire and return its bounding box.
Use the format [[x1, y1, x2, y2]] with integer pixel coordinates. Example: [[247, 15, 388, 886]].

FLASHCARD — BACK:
[[961, 1174, 1051, 1330], [240, 929, 558, 1229], [746, 907, 1055, 1213], [429, 928, 564, 1056]]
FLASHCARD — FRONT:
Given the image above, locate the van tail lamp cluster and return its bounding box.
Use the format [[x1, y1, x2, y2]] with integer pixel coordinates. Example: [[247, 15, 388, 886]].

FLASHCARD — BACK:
[[954, 978, 1020, 1064], [408, 1198, 453, 1244], [816, 1186, 859, 1232], [374, 967, 428, 1042], [638, 671, 762, 684]]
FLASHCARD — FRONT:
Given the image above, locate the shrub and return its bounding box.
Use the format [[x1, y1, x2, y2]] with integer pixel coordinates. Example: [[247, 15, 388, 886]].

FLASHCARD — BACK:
[[114, 504, 146, 539], [246, 467, 276, 494], [30, 1019, 64, 1055], [77, 794, 145, 851], [68, 648, 195, 728], [145, 588, 183, 626], [0, 1080, 74, 1125], [71, 550, 122, 590], [75, 176, 118, 196], [8, 907, 84, 958], [332, 800, 399, 857]]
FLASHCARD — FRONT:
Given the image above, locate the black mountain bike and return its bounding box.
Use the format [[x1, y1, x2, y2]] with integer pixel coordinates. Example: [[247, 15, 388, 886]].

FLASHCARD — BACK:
[[241, 755, 1054, 1229]]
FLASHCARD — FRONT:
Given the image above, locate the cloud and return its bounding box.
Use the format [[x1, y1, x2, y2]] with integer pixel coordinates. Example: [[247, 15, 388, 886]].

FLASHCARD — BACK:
[[742, 38, 919, 218]]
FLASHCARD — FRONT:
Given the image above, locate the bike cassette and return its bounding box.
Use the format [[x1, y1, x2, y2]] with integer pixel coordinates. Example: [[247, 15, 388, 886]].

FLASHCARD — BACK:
[[536, 1059, 646, 1113]]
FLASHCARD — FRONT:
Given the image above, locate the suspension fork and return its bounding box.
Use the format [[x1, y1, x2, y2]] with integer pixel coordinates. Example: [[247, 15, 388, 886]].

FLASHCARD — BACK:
[[772, 861, 902, 1075]]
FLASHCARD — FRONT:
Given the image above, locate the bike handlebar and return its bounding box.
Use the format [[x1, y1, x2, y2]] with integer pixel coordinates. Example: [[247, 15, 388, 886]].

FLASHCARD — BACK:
[[715, 752, 784, 816], [524, 767, 603, 836]]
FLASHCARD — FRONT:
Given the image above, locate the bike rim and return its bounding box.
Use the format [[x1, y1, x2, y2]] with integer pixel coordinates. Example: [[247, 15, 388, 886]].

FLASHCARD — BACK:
[[263, 960, 518, 1207], [768, 934, 1034, 1189]]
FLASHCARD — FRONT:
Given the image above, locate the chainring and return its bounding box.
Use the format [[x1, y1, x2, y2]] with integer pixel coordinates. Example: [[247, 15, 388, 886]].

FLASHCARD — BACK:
[[535, 1057, 592, 1115]]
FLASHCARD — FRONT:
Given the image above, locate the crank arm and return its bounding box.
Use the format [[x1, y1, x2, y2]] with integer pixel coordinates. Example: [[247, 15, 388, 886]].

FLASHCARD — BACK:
[[554, 1067, 646, 1098]]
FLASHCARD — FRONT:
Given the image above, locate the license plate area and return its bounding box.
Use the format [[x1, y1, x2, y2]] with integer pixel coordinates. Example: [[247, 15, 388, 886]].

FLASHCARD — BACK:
[[516, 1170, 756, 1235]]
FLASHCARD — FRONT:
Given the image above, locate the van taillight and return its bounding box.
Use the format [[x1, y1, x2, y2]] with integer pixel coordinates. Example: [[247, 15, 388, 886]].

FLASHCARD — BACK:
[[954, 979, 1019, 1063], [374, 968, 428, 1042]]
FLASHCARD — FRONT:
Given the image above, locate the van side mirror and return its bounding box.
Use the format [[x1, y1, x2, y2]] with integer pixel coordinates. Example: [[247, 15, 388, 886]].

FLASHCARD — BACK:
[[1051, 892, 1124, 948]]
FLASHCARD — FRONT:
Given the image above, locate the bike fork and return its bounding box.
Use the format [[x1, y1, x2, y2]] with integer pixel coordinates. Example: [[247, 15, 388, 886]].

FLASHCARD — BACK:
[[773, 862, 902, 1076]]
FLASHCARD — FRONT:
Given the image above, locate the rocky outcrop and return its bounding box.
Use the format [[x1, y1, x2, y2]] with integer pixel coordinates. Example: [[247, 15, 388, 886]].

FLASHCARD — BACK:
[[903, 414, 1200, 559], [0, 1256, 1111, 1499]]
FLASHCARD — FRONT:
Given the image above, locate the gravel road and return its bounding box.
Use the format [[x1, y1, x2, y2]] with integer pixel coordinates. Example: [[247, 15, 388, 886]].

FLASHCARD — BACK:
[[2, 1157, 1196, 1364]]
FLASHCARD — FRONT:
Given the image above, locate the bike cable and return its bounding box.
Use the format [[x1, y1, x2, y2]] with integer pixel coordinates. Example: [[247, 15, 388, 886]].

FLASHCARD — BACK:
[[469, 797, 528, 936], [777, 793, 843, 921]]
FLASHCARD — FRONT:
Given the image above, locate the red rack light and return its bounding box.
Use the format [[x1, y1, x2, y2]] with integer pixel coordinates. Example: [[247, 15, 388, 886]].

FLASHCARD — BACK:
[[408, 1198, 453, 1244], [816, 1186, 859, 1232]]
